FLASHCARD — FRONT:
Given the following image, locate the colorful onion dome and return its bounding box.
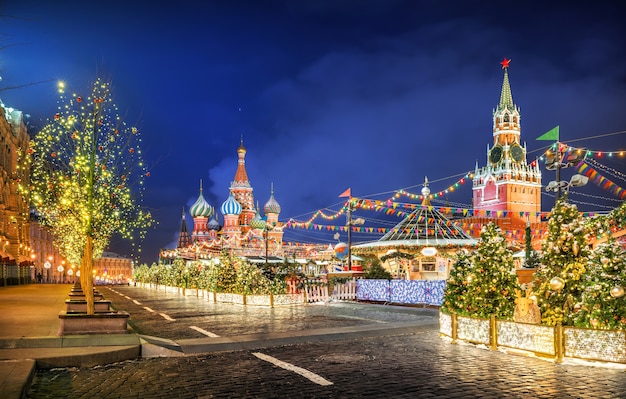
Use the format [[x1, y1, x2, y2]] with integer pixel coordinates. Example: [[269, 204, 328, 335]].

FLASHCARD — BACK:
[[249, 207, 266, 229], [263, 184, 281, 214], [220, 193, 242, 215], [190, 187, 214, 218], [208, 216, 221, 231]]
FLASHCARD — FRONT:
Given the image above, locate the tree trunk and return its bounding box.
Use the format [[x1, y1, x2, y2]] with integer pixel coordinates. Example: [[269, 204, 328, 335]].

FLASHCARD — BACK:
[[82, 235, 95, 315]]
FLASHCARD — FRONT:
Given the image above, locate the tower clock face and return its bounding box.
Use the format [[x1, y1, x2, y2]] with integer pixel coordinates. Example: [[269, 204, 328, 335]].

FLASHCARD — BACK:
[[511, 144, 524, 162], [490, 145, 503, 164]]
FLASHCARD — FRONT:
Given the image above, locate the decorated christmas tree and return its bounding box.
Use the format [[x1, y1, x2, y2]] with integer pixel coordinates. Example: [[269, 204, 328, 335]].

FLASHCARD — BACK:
[[573, 238, 626, 329], [464, 223, 519, 319], [214, 252, 238, 293], [441, 250, 475, 316], [533, 197, 591, 326]]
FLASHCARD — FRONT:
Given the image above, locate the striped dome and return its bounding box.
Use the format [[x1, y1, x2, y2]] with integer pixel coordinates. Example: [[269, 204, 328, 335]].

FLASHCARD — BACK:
[[208, 216, 221, 231], [263, 187, 281, 215], [220, 193, 242, 215], [190, 191, 214, 218]]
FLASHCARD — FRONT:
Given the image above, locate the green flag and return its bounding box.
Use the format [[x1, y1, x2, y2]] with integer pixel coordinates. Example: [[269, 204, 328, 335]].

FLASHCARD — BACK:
[[536, 125, 559, 141]]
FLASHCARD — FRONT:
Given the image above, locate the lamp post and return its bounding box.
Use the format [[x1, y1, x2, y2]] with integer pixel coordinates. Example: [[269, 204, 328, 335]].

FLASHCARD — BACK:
[[57, 265, 64, 284], [44, 260, 51, 283], [545, 173, 589, 200], [345, 199, 365, 271], [545, 143, 586, 202], [264, 221, 275, 273]]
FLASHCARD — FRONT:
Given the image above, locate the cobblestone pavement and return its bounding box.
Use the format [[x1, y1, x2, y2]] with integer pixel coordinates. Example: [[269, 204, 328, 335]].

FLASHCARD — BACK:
[[29, 330, 625, 399]]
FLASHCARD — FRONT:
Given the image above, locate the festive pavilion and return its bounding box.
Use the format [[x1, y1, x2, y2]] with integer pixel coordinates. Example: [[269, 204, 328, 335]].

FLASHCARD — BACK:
[[353, 178, 477, 280]]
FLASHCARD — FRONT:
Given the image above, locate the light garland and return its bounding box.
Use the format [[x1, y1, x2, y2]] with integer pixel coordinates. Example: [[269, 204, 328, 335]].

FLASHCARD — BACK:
[[394, 173, 473, 201], [585, 158, 626, 183]]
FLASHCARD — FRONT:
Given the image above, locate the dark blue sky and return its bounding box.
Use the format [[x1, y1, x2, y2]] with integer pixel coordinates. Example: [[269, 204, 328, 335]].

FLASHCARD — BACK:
[[2, 1, 625, 264]]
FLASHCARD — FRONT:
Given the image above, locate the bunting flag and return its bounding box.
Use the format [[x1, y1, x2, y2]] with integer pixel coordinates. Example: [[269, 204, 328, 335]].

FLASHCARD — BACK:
[[577, 162, 626, 199], [338, 188, 351, 198]]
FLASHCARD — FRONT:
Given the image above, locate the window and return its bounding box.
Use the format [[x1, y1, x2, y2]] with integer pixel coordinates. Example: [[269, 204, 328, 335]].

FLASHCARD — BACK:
[[421, 257, 436, 272]]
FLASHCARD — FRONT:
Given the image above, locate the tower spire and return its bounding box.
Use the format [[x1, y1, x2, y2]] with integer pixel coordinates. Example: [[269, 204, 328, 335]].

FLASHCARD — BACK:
[[421, 177, 431, 206], [498, 58, 514, 111], [177, 206, 191, 248]]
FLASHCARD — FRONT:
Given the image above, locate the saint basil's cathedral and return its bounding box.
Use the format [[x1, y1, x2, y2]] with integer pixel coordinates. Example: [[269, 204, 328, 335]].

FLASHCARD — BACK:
[[161, 141, 285, 261]]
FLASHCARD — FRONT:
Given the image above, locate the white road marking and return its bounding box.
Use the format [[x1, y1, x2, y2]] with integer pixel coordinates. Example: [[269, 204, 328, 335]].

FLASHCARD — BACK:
[[143, 306, 155, 312], [339, 315, 386, 324], [189, 326, 220, 337], [133, 300, 142, 305], [252, 352, 333, 386], [160, 312, 176, 321]]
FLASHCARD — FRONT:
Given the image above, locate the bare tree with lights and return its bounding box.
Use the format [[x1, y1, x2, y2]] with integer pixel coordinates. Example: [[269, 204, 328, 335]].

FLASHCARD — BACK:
[[24, 78, 152, 314]]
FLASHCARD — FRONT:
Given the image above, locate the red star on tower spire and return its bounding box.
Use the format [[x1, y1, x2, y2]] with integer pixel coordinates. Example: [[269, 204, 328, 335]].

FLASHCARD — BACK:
[[500, 57, 511, 69]]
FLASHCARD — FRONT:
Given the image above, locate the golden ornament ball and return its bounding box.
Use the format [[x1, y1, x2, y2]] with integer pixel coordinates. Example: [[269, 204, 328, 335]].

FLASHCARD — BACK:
[[610, 286, 624, 298], [549, 276, 565, 291]]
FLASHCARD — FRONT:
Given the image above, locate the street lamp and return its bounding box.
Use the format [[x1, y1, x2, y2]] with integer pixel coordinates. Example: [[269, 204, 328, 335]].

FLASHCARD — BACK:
[[44, 260, 51, 283], [545, 144, 586, 201], [545, 173, 589, 197], [264, 221, 275, 273], [57, 265, 64, 284], [345, 198, 365, 271]]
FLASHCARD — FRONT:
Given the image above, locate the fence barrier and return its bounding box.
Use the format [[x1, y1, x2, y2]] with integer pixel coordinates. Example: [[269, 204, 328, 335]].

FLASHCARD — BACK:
[[439, 312, 626, 365]]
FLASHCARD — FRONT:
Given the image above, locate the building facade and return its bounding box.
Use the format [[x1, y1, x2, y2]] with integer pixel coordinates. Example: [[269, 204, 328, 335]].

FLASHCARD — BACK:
[[94, 251, 133, 284], [0, 102, 33, 284]]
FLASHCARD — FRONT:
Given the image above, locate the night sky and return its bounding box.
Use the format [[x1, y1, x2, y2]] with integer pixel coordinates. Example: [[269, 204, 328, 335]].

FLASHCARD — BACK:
[[1, 1, 625, 264]]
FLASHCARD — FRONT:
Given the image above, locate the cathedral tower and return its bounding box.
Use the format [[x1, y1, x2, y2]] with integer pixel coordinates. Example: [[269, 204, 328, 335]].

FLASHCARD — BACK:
[[230, 140, 256, 232], [263, 183, 284, 248], [472, 58, 542, 227], [177, 207, 191, 249], [190, 180, 214, 243]]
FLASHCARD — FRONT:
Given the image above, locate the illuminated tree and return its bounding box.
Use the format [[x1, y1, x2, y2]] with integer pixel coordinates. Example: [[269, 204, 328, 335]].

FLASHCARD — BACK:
[[533, 197, 590, 326], [463, 223, 519, 319], [214, 252, 238, 293], [573, 238, 626, 329], [26, 78, 152, 314], [441, 250, 474, 316]]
